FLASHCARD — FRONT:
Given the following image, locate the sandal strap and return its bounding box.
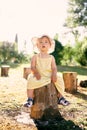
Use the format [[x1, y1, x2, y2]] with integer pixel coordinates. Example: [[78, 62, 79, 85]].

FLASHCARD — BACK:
[[58, 97, 65, 102], [58, 97, 70, 105], [27, 98, 33, 102]]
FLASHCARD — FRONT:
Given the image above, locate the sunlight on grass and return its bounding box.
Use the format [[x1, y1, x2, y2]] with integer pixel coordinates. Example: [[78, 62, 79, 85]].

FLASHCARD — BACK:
[[0, 64, 87, 130], [58, 65, 87, 76]]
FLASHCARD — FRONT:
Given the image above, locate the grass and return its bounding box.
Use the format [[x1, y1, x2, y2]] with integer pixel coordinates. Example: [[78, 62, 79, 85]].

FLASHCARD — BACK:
[[0, 63, 87, 75], [58, 65, 87, 76], [0, 63, 87, 130]]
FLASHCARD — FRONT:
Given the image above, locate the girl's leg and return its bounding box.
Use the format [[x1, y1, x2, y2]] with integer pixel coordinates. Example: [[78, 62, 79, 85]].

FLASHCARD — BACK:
[[57, 92, 70, 106], [24, 89, 34, 107], [55, 75, 70, 106], [27, 89, 34, 98], [57, 92, 62, 98]]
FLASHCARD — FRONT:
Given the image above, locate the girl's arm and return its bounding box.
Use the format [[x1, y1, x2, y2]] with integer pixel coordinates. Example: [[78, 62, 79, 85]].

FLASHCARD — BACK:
[[31, 55, 41, 80], [51, 56, 57, 82]]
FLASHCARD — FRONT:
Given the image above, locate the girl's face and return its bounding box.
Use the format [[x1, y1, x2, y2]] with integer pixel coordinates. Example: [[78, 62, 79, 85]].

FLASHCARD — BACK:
[[37, 37, 51, 53]]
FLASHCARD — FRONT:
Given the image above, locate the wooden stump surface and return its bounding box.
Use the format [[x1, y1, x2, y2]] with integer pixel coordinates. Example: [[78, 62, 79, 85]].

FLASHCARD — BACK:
[[63, 72, 77, 93], [30, 82, 61, 120], [1, 65, 10, 77]]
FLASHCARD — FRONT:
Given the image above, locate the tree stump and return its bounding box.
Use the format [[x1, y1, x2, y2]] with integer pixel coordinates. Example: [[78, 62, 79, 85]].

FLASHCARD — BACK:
[[1, 65, 10, 77], [23, 67, 31, 79], [63, 72, 77, 93], [30, 82, 62, 120]]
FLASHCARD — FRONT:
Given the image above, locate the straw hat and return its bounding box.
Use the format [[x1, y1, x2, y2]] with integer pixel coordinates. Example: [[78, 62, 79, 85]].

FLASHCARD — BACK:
[[31, 35, 55, 53]]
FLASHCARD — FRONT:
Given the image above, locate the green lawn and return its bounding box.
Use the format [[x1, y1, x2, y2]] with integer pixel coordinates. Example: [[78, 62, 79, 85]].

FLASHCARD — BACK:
[[58, 65, 87, 76]]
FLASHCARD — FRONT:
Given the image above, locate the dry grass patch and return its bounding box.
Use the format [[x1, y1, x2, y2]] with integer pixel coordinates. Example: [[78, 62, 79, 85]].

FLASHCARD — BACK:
[[0, 65, 87, 130]]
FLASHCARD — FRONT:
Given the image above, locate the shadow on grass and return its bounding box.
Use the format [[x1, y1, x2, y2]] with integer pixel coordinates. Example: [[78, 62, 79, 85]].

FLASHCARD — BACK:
[[33, 107, 83, 130], [58, 65, 87, 76], [0, 106, 84, 130], [74, 91, 87, 101], [34, 118, 83, 130]]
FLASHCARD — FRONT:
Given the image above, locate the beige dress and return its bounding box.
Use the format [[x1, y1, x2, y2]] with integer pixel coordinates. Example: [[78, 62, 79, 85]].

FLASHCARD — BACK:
[[27, 55, 65, 96]]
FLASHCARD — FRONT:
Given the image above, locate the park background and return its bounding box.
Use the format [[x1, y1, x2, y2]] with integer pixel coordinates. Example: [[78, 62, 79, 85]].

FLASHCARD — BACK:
[[0, 0, 87, 130]]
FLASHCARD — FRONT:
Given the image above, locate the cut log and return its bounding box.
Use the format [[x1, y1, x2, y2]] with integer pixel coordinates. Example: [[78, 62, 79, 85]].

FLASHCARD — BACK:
[[30, 82, 61, 120], [1, 65, 10, 77], [23, 67, 31, 79], [63, 72, 77, 93]]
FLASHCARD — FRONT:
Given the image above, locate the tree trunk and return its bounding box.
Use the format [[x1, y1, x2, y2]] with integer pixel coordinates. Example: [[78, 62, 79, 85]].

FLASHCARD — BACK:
[[30, 82, 61, 120], [23, 67, 31, 79], [1, 65, 10, 77], [63, 72, 77, 93]]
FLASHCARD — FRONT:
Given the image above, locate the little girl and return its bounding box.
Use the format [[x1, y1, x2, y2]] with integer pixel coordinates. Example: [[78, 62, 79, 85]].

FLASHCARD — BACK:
[[24, 35, 69, 107]]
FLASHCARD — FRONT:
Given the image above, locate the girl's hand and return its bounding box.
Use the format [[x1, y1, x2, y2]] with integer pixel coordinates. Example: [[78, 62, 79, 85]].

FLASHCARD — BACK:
[[51, 74, 57, 83], [34, 72, 41, 80]]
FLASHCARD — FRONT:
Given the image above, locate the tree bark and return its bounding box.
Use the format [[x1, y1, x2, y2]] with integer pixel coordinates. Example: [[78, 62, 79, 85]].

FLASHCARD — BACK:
[[1, 65, 10, 77], [30, 82, 61, 120], [63, 72, 77, 93]]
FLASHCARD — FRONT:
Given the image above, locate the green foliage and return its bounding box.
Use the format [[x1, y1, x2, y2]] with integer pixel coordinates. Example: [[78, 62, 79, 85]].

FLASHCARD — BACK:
[[0, 42, 14, 63], [61, 44, 75, 65], [53, 37, 87, 66], [0, 41, 30, 65], [14, 53, 30, 63], [51, 40, 64, 65], [64, 0, 87, 66], [74, 37, 87, 66], [66, 0, 87, 27]]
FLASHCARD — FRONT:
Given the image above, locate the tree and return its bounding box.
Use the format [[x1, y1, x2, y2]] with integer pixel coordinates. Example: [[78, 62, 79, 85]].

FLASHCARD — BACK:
[[74, 37, 87, 66], [82, 37, 87, 59], [14, 33, 18, 51], [64, 0, 87, 66], [51, 40, 64, 65], [0, 41, 15, 63], [15, 33, 18, 43], [0, 41, 29, 64], [61, 44, 75, 65], [66, 0, 87, 27]]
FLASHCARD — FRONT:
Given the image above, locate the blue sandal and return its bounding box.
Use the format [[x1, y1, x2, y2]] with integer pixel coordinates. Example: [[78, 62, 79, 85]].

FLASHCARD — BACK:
[[58, 97, 70, 106], [24, 98, 34, 107]]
